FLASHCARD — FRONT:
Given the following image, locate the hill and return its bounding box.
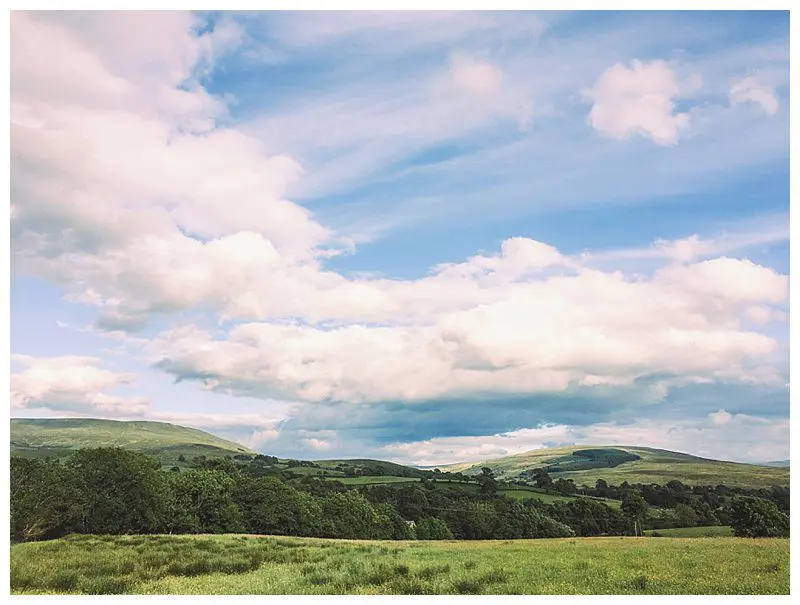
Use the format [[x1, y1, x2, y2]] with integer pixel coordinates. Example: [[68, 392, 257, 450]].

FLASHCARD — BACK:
[[10, 418, 254, 466], [438, 445, 789, 489], [312, 458, 425, 477], [763, 460, 790, 468]]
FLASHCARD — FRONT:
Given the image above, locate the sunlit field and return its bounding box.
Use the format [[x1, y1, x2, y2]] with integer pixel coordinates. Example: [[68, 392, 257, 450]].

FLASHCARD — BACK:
[[11, 534, 788, 595]]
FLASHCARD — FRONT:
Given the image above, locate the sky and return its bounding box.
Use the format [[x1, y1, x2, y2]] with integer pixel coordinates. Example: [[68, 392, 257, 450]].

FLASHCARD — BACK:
[[9, 10, 790, 466]]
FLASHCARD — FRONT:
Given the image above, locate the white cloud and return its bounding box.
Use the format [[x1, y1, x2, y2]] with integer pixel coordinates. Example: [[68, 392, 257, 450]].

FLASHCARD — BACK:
[[730, 76, 778, 115], [447, 53, 503, 96], [709, 409, 733, 426], [10, 355, 150, 415], [379, 411, 789, 466], [10, 13, 789, 441], [144, 245, 787, 405], [586, 216, 788, 266], [584, 59, 692, 146]]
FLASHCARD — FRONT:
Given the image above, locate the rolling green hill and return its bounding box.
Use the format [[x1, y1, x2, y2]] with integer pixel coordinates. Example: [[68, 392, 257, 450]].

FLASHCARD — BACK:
[[10, 419, 789, 489], [10, 418, 254, 466], [313, 458, 425, 477], [438, 445, 789, 489]]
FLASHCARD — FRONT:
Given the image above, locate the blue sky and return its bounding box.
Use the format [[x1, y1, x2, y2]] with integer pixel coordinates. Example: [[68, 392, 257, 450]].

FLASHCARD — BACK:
[[10, 10, 790, 465]]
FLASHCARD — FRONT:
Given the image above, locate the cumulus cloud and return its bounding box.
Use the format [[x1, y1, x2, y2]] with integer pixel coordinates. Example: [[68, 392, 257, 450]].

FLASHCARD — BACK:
[[143, 243, 787, 405], [9, 13, 789, 463], [11, 10, 333, 321], [584, 59, 692, 146], [10, 355, 150, 415], [730, 76, 778, 115]]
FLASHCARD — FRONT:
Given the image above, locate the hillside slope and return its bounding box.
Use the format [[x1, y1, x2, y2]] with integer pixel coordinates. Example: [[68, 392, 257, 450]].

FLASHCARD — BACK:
[[10, 418, 254, 466], [438, 445, 789, 489]]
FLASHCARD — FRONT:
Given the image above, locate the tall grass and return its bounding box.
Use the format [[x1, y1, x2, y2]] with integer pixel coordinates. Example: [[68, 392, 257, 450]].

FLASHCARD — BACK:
[[10, 534, 789, 595]]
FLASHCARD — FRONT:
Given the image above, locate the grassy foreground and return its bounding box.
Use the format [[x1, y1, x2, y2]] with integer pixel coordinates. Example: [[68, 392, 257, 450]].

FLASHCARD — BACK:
[[11, 534, 788, 595]]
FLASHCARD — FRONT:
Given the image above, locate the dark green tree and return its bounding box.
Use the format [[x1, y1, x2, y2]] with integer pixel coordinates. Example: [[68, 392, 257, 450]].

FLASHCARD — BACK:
[[674, 503, 698, 528], [166, 468, 242, 533], [621, 493, 648, 536], [414, 517, 454, 540], [478, 467, 498, 495], [67, 448, 170, 534], [533, 468, 553, 490], [730, 497, 789, 538], [11, 458, 83, 541], [554, 478, 577, 496]]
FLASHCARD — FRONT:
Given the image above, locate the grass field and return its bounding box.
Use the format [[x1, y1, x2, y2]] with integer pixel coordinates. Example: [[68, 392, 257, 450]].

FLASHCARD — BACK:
[[335, 476, 422, 485], [10, 534, 788, 595], [440, 445, 789, 489], [498, 488, 623, 509], [644, 526, 734, 538]]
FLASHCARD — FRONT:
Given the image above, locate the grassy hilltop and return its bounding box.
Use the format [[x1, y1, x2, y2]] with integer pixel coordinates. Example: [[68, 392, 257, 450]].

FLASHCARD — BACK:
[[438, 445, 789, 489], [10, 418, 254, 466]]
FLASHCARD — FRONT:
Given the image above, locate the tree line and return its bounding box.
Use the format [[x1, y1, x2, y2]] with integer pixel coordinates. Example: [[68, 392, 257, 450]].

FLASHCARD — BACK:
[[11, 449, 573, 542], [11, 448, 788, 542]]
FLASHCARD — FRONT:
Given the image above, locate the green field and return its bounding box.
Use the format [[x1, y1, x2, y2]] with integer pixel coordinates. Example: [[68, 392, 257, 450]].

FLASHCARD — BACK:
[[335, 476, 422, 485], [10, 534, 788, 595], [499, 488, 622, 509], [11, 419, 253, 466], [645, 526, 734, 538], [441, 445, 789, 489], [313, 458, 424, 476]]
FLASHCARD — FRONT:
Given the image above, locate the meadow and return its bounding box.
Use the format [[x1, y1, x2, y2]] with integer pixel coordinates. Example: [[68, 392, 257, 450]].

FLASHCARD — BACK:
[[644, 526, 734, 538], [10, 534, 789, 595]]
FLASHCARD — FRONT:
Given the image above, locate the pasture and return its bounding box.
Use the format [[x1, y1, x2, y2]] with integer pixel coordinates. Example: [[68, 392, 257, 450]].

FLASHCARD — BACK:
[[645, 526, 734, 538], [10, 534, 788, 595]]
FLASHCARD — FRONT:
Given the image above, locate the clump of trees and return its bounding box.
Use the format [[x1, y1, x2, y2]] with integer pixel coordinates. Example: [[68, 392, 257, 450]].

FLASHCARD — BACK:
[[11, 448, 573, 543], [729, 498, 789, 538]]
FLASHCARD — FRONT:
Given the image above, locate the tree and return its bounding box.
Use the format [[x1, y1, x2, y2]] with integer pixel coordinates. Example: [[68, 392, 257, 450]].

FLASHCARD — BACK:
[[166, 468, 242, 533], [320, 491, 383, 539], [621, 493, 648, 536], [235, 476, 319, 536], [67, 448, 170, 534], [415, 517, 454, 540], [674, 503, 698, 528], [533, 469, 553, 490], [11, 458, 84, 541], [666, 480, 686, 492], [690, 500, 719, 526], [375, 502, 415, 540], [730, 497, 789, 538], [478, 467, 498, 495], [554, 478, 577, 496], [395, 486, 430, 521]]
